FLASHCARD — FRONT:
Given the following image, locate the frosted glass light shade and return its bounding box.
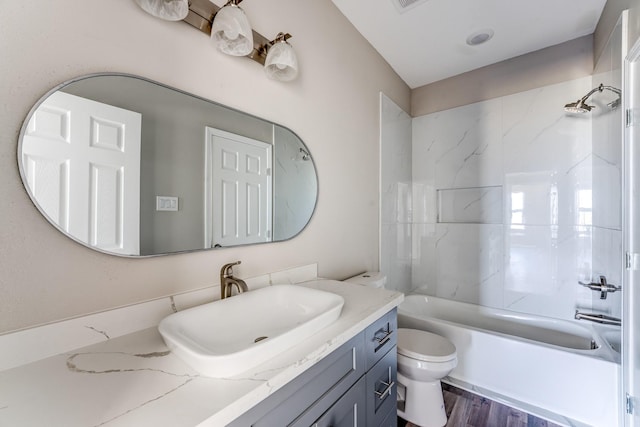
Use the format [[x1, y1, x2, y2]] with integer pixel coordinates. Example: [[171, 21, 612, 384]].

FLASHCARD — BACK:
[[210, 4, 254, 56], [134, 0, 189, 21], [264, 41, 298, 82]]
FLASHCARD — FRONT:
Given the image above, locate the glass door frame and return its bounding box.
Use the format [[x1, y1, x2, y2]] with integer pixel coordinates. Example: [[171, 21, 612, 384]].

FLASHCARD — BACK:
[[624, 31, 640, 427]]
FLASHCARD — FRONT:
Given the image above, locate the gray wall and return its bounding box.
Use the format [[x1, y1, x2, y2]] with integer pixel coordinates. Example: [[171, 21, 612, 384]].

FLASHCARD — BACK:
[[411, 36, 594, 116], [413, 0, 636, 117], [595, 0, 630, 61], [631, 0, 640, 49]]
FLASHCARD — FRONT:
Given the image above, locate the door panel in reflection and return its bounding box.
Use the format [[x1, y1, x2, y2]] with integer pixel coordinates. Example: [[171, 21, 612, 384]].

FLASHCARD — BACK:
[[22, 91, 141, 255], [206, 127, 272, 247]]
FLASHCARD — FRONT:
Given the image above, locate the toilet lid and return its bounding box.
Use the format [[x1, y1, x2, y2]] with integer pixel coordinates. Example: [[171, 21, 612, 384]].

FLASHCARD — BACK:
[[397, 328, 456, 362]]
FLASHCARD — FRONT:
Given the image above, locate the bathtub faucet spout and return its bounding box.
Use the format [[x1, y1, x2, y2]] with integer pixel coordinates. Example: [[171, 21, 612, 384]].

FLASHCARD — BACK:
[[574, 310, 621, 326]]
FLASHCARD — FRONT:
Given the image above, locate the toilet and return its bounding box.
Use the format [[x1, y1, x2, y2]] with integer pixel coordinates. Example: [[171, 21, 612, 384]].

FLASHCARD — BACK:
[[396, 328, 457, 427], [345, 272, 458, 427]]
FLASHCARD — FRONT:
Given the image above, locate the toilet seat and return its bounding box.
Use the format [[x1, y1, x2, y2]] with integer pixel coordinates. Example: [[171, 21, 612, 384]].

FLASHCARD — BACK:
[[397, 328, 456, 363]]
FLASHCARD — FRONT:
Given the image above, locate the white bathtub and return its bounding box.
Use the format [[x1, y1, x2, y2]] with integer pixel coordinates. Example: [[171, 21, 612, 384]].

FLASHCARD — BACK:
[[398, 294, 621, 427]]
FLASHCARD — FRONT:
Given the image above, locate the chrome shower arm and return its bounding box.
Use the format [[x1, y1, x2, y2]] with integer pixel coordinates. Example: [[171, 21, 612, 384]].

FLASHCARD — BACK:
[[579, 84, 620, 103], [600, 84, 621, 96], [565, 83, 622, 113], [579, 85, 604, 103]]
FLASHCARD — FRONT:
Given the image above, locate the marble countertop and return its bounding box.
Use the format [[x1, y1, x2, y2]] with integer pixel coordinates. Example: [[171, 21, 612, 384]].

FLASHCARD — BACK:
[[0, 280, 403, 427]]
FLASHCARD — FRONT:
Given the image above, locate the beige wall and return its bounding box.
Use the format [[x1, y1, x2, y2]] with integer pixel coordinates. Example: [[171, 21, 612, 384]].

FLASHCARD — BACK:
[[595, 0, 630, 62], [411, 36, 593, 116], [412, 0, 638, 117], [595, 0, 640, 56], [631, 0, 640, 49], [0, 0, 410, 333]]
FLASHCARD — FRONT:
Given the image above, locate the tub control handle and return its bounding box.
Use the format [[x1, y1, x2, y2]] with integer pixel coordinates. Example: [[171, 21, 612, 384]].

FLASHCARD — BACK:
[[578, 275, 621, 300]]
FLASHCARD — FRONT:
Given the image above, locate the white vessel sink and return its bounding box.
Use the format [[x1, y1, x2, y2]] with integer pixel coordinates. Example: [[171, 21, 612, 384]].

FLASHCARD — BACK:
[[158, 284, 345, 377]]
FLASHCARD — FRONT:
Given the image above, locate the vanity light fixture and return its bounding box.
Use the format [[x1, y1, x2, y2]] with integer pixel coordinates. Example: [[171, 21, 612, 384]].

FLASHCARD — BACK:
[[134, 0, 299, 82], [263, 33, 299, 82], [210, 0, 254, 56], [134, 0, 189, 21]]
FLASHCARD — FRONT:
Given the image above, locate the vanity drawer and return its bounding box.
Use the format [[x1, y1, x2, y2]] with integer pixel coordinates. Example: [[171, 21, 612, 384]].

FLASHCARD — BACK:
[[226, 310, 399, 427], [366, 346, 397, 427], [228, 333, 365, 427], [364, 308, 397, 370], [292, 377, 366, 427]]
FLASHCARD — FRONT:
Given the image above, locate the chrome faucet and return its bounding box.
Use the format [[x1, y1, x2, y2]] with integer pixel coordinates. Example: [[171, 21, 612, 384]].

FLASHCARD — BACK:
[[578, 275, 621, 300], [574, 310, 621, 326], [220, 261, 248, 300]]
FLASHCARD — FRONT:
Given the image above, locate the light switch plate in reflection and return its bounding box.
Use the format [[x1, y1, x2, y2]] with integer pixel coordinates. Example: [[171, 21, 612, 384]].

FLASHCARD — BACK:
[[156, 196, 179, 212]]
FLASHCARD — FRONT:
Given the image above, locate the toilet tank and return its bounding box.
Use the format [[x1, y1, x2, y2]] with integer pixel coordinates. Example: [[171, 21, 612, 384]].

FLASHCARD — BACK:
[[344, 272, 387, 288]]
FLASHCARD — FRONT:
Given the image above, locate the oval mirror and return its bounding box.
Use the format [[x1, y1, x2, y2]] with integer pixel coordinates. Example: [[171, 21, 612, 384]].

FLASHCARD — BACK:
[[18, 74, 318, 257]]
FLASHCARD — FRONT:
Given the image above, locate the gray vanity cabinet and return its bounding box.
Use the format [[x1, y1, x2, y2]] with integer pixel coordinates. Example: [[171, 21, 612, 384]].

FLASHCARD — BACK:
[[227, 309, 398, 427], [292, 377, 366, 427], [364, 309, 398, 425]]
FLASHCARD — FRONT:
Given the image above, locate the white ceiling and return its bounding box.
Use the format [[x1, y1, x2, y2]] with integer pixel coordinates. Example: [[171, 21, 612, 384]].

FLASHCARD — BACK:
[[331, 0, 608, 89]]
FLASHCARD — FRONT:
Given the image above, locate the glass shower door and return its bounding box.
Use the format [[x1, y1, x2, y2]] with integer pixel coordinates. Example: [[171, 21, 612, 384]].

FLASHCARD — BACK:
[[624, 44, 640, 427]]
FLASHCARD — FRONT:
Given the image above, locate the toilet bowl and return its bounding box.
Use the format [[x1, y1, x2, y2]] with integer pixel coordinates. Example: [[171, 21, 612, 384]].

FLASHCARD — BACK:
[[344, 272, 458, 427], [396, 328, 457, 427]]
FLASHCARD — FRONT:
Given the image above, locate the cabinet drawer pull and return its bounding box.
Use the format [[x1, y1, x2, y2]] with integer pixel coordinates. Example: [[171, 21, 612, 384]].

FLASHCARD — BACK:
[[374, 380, 395, 400], [374, 328, 392, 346]]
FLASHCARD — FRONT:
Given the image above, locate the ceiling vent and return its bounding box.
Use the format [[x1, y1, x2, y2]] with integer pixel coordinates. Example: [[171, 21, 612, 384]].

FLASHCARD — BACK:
[[391, 0, 430, 14]]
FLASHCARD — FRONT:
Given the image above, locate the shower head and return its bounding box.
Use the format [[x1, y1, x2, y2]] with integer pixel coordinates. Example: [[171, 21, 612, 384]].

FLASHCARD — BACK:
[[564, 99, 594, 114], [564, 83, 621, 114]]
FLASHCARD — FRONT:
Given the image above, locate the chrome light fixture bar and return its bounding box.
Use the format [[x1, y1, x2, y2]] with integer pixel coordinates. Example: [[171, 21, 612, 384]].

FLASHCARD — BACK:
[[144, 0, 299, 81]]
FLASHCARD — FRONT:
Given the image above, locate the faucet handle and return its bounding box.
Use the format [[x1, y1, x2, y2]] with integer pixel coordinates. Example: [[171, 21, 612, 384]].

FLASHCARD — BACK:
[[578, 275, 621, 299], [221, 261, 241, 277]]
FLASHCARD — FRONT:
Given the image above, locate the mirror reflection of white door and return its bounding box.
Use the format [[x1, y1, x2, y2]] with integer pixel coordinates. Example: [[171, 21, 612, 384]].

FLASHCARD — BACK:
[[205, 127, 272, 247], [21, 91, 142, 255]]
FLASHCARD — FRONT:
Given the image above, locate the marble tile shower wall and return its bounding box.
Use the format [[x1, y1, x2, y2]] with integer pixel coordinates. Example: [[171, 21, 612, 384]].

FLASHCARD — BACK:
[[410, 76, 621, 321]]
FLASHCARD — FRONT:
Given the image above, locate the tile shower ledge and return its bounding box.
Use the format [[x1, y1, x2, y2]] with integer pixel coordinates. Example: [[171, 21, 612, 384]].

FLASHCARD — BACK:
[[0, 280, 403, 427]]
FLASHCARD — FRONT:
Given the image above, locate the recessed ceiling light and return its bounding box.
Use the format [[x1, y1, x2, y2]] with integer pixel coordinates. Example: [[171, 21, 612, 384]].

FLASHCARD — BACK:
[[466, 29, 494, 46]]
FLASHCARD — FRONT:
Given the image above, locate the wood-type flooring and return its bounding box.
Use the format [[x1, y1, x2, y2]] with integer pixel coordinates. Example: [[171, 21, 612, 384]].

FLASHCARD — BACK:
[[398, 383, 561, 427]]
